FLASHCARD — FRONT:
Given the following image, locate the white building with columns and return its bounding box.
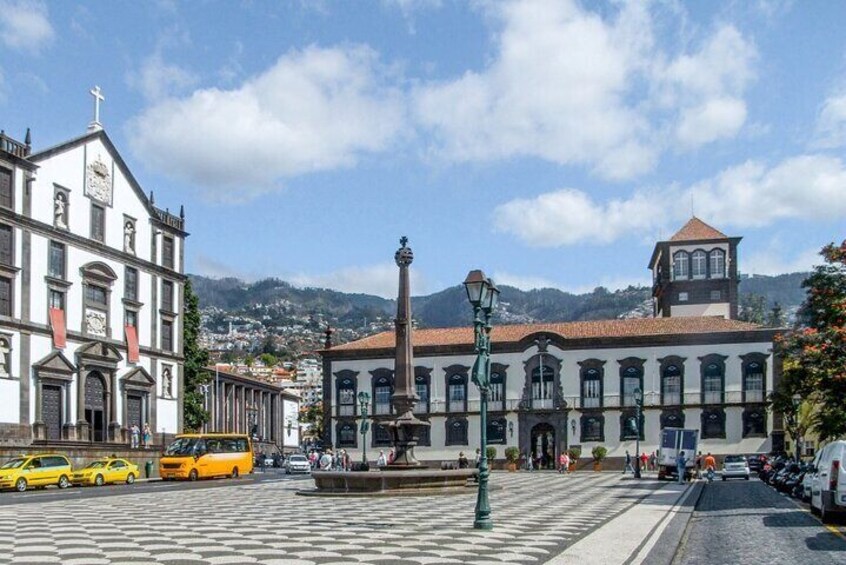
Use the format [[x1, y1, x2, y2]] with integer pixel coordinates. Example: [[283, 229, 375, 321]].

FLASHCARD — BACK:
[[0, 115, 187, 446]]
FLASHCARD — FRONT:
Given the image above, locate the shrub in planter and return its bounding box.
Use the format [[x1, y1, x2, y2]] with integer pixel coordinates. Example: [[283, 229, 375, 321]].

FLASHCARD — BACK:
[[591, 446, 608, 471], [486, 446, 497, 462], [568, 447, 582, 461], [504, 447, 520, 471]]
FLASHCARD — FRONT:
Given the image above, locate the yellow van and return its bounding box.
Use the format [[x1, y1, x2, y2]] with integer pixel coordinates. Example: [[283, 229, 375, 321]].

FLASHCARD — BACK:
[[0, 454, 73, 492], [159, 434, 253, 480]]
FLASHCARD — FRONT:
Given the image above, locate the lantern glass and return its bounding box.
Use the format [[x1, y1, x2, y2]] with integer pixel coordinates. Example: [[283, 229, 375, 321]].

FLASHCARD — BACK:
[[463, 270, 488, 307]]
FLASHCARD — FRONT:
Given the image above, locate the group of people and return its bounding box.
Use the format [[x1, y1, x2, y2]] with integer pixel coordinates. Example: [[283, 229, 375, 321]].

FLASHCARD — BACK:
[[307, 449, 354, 471], [622, 451, 660, 474], [129, 423, 152, 449]]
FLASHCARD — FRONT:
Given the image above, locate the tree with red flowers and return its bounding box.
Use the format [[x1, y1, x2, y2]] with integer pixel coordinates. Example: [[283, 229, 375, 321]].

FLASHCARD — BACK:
[[773, 240, 846, 442]]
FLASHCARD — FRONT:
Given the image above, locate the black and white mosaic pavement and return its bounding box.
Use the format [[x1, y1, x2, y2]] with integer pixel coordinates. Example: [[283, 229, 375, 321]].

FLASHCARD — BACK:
[[0, 472, 661, 565]]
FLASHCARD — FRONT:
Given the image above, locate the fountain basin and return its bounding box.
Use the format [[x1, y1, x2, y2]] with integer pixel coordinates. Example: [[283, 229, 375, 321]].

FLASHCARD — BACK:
[[299, 468, 478, 497]]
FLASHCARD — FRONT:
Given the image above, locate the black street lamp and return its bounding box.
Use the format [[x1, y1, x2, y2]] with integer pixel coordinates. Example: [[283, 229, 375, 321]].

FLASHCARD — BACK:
[[633, 387, 643, 479], [464, 269, 500, 531], [359, 391, 371, 465]]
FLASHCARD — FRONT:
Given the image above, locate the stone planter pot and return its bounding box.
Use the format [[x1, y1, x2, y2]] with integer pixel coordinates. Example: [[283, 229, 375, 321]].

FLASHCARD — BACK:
[[593, 461, 603, 472], [568, 462, 577, 472], [506, 462, 518, 472]]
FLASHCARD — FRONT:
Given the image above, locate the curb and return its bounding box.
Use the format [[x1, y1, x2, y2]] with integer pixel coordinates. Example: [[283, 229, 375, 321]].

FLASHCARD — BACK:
[[637, 480, 705, 565]]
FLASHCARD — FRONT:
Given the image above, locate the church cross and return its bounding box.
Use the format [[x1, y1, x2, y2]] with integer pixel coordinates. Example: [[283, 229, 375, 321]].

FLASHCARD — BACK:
[[89, 86, 105, 129]]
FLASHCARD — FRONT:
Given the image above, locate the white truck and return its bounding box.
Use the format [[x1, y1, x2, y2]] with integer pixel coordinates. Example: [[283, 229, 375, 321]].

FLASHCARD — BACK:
[[657, 427, 699, 481]]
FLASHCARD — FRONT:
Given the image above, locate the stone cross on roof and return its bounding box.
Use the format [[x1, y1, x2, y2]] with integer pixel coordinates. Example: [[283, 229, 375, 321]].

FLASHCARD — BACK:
[[88, 86, 105, 131]]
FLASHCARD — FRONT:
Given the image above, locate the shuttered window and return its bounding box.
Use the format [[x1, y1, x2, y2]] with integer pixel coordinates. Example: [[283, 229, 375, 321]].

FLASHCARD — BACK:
[[91, 204, 105, 242], [0, 167, 11, 209], [0, 277, 11, 316], [125, 267, 138, 301], [0, 224, 12, 266], [161, 319, 173, 351], [162, 236, 174, 269]]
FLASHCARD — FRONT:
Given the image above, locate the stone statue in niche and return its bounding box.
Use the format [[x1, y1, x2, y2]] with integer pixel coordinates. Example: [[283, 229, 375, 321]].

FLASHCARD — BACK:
[[162, 369, 172, 398], [124, 221, 135, 253], [54, 192, 67, 229], [0, 338, 9, 377]]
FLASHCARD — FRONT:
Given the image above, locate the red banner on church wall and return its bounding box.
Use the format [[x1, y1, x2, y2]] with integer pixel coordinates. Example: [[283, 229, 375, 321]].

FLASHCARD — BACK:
[[49, 308, 66, 349], [125, 325, 139, 363]]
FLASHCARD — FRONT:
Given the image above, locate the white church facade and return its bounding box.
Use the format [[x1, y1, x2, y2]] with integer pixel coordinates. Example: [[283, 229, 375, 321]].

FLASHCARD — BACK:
[[0, 117, 187, 446], [322, 219, 782, 466]]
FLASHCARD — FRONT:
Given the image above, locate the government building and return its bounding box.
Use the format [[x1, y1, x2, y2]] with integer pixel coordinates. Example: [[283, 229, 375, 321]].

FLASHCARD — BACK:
[[322, 219, 781, 466], [0, 109, 187, 447]]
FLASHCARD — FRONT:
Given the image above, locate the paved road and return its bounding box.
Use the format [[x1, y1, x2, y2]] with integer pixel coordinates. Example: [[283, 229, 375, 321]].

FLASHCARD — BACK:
[[0, 472, 662, 565], [0, 468, 312, 506], [674, 478, 846, 565]]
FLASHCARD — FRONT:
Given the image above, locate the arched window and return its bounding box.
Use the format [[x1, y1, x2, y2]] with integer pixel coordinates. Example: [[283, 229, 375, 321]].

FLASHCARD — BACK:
[[743, 408, 766, 437], [620, 363, 644, 407], [337, 422, 356, 447], [702, 408, 726, 439], [373, 374, 393, 415], [336, 375, 356, 416], [691, 250, 707, 279], [709, 249, 725, 278], [490, 370, 505, 409], [701, 357, 725, 404], [445, 417, 468, 446], [620, 411, 644, 441], [447, 373, 467, 412], [487, 417, 506, 444], [581, 367, 603, 409], [414, 369, 430, 414], [743, 360, 765, 403], [661, 364, 682, 406], [673, 251, 689, 280], [373, 423, 392, 447], [581, 414, 604, 442]]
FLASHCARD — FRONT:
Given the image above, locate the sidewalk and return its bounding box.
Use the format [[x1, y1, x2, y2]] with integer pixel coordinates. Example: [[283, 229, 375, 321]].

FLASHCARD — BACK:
[[548, 479, 702, 565]]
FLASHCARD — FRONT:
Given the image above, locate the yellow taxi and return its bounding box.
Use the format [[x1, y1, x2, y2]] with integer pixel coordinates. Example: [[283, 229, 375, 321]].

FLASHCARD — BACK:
[[0, 453, 73, 492], [71, 458, 139, 487]]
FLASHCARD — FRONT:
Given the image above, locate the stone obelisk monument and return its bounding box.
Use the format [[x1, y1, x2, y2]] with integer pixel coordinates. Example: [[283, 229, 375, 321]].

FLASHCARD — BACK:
[[387, 237, 430, 468]]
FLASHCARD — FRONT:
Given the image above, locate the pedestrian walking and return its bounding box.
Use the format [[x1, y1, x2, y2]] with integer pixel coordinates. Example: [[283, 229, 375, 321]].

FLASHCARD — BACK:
[[319, 450, 332, 471], [377, 450, 387, 467], [259, 450, 267, 473], [676, 451, 688, 484], [143, 422, 152, 448], [388, 448, 395, 464], [558, 452, 570, 474], [704, 452, 716, 482], [649, 451, 657, 471], [623, 450, 634, 475], [695, 451, 703, 479], [526, 452, 534, 472], [130, 424, 140, 449], [640, 452, 649, 473], [474, 448, 481, 468]]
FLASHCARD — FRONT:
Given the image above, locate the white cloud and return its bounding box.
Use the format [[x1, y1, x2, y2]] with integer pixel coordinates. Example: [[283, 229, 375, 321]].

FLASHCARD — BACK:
[[414, 0, 756, 179], [812, 90, 846, 149], [492, 271, 560, 291], [744, 246, 821, 276], [127, 45, 404, 201], [127, 53, 198, 102], [494, 154, 846, 247], [288, 263, 428, 299], [0, 0, 54, 52], [191, 254, 252, 280], [493, 270, 650, 294]]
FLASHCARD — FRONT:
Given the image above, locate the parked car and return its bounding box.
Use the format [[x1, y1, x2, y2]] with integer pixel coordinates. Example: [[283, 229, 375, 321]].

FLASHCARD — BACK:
[[810, 440, 846, 523], [747, 455, 765, 472], [803, 452, 823, 502], [285, 454, 311, 474], [722, 454, 750, 481], [0, 454, 72, 492], [71, 458, 139, 487]]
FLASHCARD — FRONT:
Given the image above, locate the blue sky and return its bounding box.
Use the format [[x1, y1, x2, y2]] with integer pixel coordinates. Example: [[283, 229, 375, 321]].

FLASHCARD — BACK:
[[2, 0, 845, 298]]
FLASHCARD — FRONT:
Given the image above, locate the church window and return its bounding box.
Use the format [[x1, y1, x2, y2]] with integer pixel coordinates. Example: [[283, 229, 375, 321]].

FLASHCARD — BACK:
[[0, 224, 12, 266], [125, 267, 138, 301], [744, 361, 765, 403], [125, 309, 138, 328], [581, 367, 603, 408], [445, 417, 468, 446], [691, 250, 707, 279], [48, 241, 65, 279], [90, 204, 105, 242], [672, 251, 689, 279], [0, 167, 11, 209], [0, 277, 11, 316], [162, 236, 175, 269], [49, 289, 65, 311], [662, 364, 682, 405], [448, 373, 467, 412], [709, 249, 726, 278], [85, 284, 107, 306], [161, 319, 173, 351], [161, 280, 174, 312]]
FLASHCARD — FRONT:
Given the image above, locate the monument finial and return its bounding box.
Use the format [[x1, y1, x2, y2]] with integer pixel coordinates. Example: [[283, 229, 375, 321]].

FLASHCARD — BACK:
[[400, 236, 408, 247], [88, 86, 105, 132]]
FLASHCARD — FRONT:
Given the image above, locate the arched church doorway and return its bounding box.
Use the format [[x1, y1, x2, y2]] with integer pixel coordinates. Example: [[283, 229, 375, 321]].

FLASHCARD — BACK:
[[85, 371, 107, 442], [531, 422, 556, 470]]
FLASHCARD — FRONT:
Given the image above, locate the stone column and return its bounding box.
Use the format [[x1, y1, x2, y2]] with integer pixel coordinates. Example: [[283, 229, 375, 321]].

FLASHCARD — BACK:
[[77, 370, 89, 440], [108, 371, 120, 441], [32, 373, 45, 440]]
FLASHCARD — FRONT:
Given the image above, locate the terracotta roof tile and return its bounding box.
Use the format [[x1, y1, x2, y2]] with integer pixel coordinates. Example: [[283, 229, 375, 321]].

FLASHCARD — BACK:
[[669, 217, 728, 242], [329, 316, 764, 352]]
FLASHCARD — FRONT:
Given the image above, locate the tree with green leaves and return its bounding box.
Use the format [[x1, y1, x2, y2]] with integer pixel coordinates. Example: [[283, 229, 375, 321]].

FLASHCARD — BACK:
[[773, 240, 846, 443], [259, 353, 278, 367], [739, 293, 767, 324], [182, 279, 211, 432]]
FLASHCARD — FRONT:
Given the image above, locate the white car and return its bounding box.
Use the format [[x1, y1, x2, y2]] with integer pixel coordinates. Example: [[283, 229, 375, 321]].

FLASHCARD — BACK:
[[284, 454, 311, 474], [803, 452, 822, 502], [721, 454, 750, 480], [810, 440, 846, 523]]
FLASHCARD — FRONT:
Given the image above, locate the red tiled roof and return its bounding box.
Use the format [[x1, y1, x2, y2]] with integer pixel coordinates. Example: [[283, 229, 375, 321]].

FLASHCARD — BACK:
[[329, 317, 764, 352], [669, 217, 727, 242]]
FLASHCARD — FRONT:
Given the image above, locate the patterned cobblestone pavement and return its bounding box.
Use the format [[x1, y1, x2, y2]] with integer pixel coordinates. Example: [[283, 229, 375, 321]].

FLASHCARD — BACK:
[[0, 472, 662, 565]]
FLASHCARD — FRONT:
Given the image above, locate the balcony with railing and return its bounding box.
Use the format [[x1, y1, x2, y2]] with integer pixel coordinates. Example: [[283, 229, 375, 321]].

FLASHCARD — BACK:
[[0, 130, 30, 159]]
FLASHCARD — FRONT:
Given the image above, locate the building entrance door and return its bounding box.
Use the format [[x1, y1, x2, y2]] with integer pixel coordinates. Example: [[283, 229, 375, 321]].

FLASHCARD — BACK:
[[531, 422, 555, 470], [43, 385, 62, 441], [85, 372, 106, 442]]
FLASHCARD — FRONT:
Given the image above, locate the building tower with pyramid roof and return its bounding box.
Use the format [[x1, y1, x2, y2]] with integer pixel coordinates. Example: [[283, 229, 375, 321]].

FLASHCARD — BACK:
[[648, 217, 741, 319]]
